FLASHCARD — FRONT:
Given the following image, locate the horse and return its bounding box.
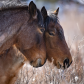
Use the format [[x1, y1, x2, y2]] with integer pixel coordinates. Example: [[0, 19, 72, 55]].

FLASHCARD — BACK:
[[0, 1, 46, 68], [41, 6, 72, 69], [0, 1, 47, 84]]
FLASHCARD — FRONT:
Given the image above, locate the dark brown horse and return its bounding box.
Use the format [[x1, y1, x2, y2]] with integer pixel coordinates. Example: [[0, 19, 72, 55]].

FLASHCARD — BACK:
[[0, 1, 47, 84], [41, 6, 72, 69], [0, 1, 46, 68]]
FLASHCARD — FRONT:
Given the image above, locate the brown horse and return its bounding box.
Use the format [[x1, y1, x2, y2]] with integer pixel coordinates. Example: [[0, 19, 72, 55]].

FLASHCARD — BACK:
[[0, 1, 47, 84], [41, 6, 72, 69], [0, 1, 46, 68]]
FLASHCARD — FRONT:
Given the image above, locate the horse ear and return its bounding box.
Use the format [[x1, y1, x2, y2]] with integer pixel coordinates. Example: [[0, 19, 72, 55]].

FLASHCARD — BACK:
[[29, 1, 37, 19], [41, 6, 47, 22], [54, 7, 59, 16]]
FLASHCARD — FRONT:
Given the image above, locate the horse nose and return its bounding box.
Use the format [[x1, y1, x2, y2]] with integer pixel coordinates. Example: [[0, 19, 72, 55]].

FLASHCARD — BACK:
[[30, 58, 46, 68], [37, 59, 42, 67], [63, 58, 69, 69], [37, 58, 46, 67]]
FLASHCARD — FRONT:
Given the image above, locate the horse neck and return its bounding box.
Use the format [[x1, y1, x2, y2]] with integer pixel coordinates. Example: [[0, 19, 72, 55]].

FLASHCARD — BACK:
[[9, 45, 27, 64], [0, 8, 30, 53], [0, 45, 27, 84], [0, 45, 26, 67], [0, 35, 16, 54]]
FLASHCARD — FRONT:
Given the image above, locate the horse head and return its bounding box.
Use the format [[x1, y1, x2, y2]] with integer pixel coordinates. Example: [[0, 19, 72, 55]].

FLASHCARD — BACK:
[[15, 1, 46, 68], [41, 6, 72, 69]]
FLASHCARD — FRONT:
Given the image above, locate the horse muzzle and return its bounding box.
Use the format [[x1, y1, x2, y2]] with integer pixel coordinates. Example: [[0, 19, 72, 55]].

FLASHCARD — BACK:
[[57, 58, 72, 69], [30, 58, 46, 68]]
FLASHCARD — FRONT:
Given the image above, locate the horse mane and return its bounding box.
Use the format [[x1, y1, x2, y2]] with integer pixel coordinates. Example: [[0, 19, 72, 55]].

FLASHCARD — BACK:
[[0, 1, 28, 11], [0, 2, 43, 25], [0, 4, 28, 11]]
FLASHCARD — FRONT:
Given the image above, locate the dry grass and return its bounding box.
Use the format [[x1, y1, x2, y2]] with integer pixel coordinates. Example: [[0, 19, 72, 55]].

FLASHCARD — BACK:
[[15, 43, 84, 84]]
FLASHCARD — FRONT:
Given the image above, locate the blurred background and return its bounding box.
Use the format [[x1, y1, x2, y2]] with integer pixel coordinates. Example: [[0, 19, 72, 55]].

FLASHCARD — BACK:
[[0, 0, 84, 84]]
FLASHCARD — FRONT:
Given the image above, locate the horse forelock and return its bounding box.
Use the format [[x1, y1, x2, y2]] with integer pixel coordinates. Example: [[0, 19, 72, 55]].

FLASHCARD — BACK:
[[49, 13, 59, 23], [44, 13, 59, 30]]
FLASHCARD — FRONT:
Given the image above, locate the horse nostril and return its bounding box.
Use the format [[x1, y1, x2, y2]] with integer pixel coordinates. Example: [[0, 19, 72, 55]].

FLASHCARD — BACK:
[[63, 58, 69, 68], [37, 58, 42, 67], [30, 58, 46, 68]]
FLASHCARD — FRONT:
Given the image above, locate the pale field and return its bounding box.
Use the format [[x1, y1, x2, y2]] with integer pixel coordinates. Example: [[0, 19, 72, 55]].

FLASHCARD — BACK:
[[14, 2, 84, 84]]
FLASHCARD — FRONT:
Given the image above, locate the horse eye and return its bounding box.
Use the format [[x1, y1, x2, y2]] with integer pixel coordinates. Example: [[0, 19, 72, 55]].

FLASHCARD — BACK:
[[58, 32, 61, 36], [49, 32, 55, 36], [40, 28, 45, 32], [58, 30, 64, 39]]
